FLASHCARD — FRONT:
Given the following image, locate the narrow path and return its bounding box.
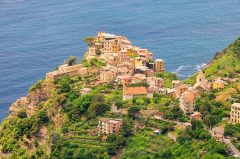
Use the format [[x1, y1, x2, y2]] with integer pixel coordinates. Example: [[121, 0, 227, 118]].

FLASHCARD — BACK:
[[223, 139, 240, 158]]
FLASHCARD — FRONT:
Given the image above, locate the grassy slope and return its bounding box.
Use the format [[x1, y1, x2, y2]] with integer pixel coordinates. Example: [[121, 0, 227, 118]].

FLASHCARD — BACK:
[[185, 37, 240, 84], [121, 129, 232, 159]]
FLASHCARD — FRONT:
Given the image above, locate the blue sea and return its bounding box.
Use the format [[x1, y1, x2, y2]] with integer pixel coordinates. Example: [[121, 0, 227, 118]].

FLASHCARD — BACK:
[[0, 0, 240, 121]]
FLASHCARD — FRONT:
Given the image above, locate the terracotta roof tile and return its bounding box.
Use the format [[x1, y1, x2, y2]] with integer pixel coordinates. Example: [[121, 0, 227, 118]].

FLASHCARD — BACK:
[[124, 87, 147, 95]]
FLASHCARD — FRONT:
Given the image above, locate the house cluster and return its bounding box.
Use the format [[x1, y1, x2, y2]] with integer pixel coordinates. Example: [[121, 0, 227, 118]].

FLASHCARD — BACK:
[[166, 70, 233, 117], [83, 32, 167, 99], [120, 73, 164, 100], [166, 71, 211, 115], [85, 32, 165, 85], [44, 32, 166, 100]]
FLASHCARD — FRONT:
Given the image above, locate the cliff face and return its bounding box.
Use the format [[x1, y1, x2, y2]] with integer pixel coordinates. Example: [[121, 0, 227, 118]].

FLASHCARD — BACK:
[[9, 81, 53, 117], [0, 81, 58, 158]]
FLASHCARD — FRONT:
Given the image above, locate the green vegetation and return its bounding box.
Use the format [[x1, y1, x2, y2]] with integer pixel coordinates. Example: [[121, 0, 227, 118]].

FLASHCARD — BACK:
[[224, 124, 240, 150], [162, 105, 189, 122], [127, 82, 149, 88], [82, 58, 106, 67], [195, 91, 230, 128], [64, 56, 78, 66], [185, 37, 240, 84], [84, 36, 96, 46], [156, 72, 178, 88], [188, 120, 211, 140], [121, 129, 231, 159], [17, 109, 27, 119], [29, 80, 43, 92], [151, 94, 188, 122], [0, 110, 49, 158]]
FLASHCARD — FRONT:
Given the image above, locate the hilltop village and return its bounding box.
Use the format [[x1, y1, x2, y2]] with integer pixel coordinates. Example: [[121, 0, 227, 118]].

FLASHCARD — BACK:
[[1, 33, 240, 158], [46, 32, 239, 122], [44, 32, 240, 157]]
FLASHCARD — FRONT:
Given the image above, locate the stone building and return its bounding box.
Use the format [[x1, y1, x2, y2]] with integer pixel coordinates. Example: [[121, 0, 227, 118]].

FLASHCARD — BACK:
[[99, 66, 117, 83], [46, 64, 88, 81]]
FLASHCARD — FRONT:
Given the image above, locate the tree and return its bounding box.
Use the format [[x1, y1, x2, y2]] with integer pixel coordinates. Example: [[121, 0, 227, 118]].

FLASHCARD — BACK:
[[128, 106, 141, 119], [177, 132, 191, 144], [64, 56, 77, 66], [17, 109, 27, 119], [122, 118, 133, 137], [60, 82, 71, 93], [83, 36, 96, 46], [74, 95, 92, 114], [38, 110, 49, 124], [191, 120, 204, 130], [203, 114, 217, 129], [115, 100, 123, 109], [88, 102, 110, 117], [224, 124, 235, 136], [107, 134, 117, 142], [160, 149, 172, 158]]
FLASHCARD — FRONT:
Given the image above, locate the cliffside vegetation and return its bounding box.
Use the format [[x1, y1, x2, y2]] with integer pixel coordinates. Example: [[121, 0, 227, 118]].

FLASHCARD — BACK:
[[185, 37, 240, 84]]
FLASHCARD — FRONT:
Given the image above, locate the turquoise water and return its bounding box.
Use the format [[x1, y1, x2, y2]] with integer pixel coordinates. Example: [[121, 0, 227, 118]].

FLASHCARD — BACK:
[[0, 0, 240, 120]]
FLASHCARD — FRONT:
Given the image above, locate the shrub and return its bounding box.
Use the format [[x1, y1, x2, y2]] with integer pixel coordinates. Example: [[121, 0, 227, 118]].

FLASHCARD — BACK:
[[37, 110, 49, 124], [29, 80, 43, 92], [64, 56, 77, 66], [17, 109, 27, 119]]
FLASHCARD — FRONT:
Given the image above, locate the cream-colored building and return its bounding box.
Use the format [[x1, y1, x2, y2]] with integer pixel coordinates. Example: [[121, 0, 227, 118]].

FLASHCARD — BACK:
[[88, 46, 96, 56], [180, 90, 196, 114], [230, 103, 240, 124], [193, 71, 210, 93], [172, 80, 183, 89]]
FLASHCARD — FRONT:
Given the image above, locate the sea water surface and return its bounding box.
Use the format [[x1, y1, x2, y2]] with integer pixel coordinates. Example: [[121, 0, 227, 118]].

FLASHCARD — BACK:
[[0, 0, 240, 120]]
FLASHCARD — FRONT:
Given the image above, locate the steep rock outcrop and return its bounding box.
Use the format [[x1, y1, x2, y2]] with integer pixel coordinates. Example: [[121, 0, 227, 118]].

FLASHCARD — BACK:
[[9, 81, 53, 117]]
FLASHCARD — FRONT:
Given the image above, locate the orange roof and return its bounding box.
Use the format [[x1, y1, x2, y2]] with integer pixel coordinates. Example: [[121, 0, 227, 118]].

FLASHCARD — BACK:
[[155, 112, 164, 116], [124, 87, 147, 95], [102, 135, 108, 140]]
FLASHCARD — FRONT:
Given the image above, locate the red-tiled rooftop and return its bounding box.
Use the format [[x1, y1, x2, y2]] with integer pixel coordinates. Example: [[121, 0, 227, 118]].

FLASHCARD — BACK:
[[154, 112, 164, 116], [124, 87, 147, 95]]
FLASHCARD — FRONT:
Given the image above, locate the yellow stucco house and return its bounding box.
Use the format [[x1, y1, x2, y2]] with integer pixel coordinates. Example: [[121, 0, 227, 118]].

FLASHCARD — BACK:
[[212, 79, 225, 90]]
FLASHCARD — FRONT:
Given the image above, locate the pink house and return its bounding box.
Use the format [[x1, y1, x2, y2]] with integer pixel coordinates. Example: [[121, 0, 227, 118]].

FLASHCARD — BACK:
[[109, 120, 122, 133], [98, 118, 123, 134]]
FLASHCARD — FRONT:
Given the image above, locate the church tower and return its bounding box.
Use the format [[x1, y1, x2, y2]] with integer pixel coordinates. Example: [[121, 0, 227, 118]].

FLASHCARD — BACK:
[[197, 71, 206, 84]]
